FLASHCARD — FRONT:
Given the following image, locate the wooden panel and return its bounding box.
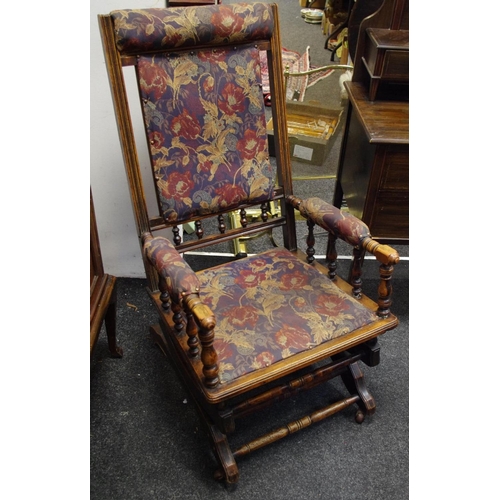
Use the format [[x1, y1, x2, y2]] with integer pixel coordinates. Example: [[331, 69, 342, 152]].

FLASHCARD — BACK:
[[363, 37, 380, 75], [368, 190, 409, 239], [90, 189, 121, 357], [378, 146, 409, 190], [381, 50, 409, 80], [345, 82, 408, 144], [338, 110, 375, 220], [364, 145, 409, 239]]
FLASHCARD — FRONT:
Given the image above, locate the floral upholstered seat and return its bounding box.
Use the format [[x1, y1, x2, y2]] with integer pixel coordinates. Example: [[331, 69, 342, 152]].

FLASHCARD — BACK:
[[197, 248, 377, 383]]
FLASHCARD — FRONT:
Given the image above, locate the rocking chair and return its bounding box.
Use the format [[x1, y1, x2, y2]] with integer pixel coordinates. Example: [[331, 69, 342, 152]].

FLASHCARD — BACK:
[[98, 2, 399, 487]]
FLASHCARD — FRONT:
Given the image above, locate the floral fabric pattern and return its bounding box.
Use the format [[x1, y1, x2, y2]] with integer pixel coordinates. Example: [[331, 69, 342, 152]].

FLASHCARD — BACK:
[[136, 40, 274, 223], [144, 235, 201, 302], [296, 197, 371, 246], [110, 4, 274, 53], [197, 249, 377, 383]]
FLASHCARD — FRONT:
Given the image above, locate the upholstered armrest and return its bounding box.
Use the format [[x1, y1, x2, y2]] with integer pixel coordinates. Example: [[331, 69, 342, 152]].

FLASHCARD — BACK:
[[287, 196, 399, 266], [143, 233, 201, 302], [143, 233, 217, 327]]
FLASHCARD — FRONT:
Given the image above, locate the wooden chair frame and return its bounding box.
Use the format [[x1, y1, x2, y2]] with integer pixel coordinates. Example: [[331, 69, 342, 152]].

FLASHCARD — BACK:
[[98, 3, 399, 487]]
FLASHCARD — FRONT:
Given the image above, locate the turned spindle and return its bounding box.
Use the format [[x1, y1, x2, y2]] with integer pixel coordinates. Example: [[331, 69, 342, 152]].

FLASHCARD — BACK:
[[350, 246, 365, 299], [218, 214, 226, 234], [306, 219, 315, 264], [260, 203, 269, 222], [326, 232, 338, 280]]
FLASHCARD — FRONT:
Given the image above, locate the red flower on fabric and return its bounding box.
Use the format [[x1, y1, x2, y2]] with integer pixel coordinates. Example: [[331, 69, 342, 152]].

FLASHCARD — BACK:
[[215, 183, 247, 207], [275, 325, 311, 351], [211, 6, 245, 38], [237, 129, 264, 160], [218, 83, 246, 116], [290, 296, 308, 310], [214, 338, 234, 362], [223, 306, 260, 329], [279, 270, 310, 290], [315, 294, 350, 316], [163, 171, 194, 199], [253, 351, 275, 368], [235, 269, 266, 288], [171, 108, 201, 139], [149, 131, 165, 149], [198, 160, 212, 174], [139, 61, 169, 100], [198, 49, 228, 64]]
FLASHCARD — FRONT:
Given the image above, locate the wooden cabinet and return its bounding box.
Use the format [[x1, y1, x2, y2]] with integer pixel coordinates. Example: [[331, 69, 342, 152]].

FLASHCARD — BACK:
[[334, 82, 408, 243], [362, 28, 409, 100], [90, 189, 122, 358]]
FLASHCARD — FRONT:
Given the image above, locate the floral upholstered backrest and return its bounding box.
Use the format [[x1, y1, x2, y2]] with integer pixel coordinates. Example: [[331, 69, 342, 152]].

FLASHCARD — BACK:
[[110, 4, 276, 223]]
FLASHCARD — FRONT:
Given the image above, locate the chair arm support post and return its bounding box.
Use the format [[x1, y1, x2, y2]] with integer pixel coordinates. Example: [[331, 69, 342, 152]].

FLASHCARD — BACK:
[[184, 293, 219, 388], [306, 218, 316, 263], [326, 232, 338, 280], [142, 232, 220, 386], [349, 246, 365, 299], [375, 263, 394, 319]]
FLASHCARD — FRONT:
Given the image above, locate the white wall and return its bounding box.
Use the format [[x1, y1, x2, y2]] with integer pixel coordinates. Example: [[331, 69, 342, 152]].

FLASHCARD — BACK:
[[90, 0, 165, 278]]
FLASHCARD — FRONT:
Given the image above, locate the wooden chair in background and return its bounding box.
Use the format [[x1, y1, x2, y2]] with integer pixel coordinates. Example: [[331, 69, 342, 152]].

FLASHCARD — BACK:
[[90, 189, 123, 359]]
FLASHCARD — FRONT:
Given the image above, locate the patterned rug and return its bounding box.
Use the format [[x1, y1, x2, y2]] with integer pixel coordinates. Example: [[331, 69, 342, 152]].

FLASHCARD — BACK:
[[260, 46, 336, 102]]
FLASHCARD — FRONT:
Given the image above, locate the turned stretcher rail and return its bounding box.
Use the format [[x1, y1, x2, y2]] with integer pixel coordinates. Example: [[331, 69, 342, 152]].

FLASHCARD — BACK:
[[235, 395, 360, 459]]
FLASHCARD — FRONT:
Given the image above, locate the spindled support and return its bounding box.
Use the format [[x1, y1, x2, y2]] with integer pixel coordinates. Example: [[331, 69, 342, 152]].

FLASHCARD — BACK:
[[377, 263, 394, 318], [172, 225, 182, 246], [232, 395, 360, 460], [218, 214, 226, 233], [184, 293, 219, 387], [195, 220, 203, 239], [326, 232, 338, 280], [185, 312, 200, 357], [350, 246, 365, 298], [171, 299, 184, 333], [240, 208, 248, 228], [306, 219, 315, 264], [158, 275, 171, 311], [260, 203, 269, 222]]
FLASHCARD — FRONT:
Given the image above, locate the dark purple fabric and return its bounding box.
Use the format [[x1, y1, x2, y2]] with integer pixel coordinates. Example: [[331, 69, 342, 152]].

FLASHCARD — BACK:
[[197, 248, 377, 383], [136, 44, 274, 223], [110, 3, 274, 53]]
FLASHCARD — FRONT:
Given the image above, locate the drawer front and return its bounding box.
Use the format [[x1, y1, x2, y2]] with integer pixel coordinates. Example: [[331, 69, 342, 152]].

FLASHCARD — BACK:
[[379, 147, 409, 190], [381, 50, 409, 81], [370, 190, 409, 239], [364, 145, 409, 239]]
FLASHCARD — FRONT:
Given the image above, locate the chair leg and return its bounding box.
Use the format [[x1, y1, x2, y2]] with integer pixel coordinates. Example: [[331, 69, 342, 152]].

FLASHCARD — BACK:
[[210, 425, 239, 488], [341, 362, 376, 423], [104, 286, 123, 358]]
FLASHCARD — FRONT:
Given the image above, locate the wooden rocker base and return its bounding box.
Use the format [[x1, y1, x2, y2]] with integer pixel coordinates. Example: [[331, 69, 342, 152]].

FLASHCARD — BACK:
[[149, 323, 378, 487]]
